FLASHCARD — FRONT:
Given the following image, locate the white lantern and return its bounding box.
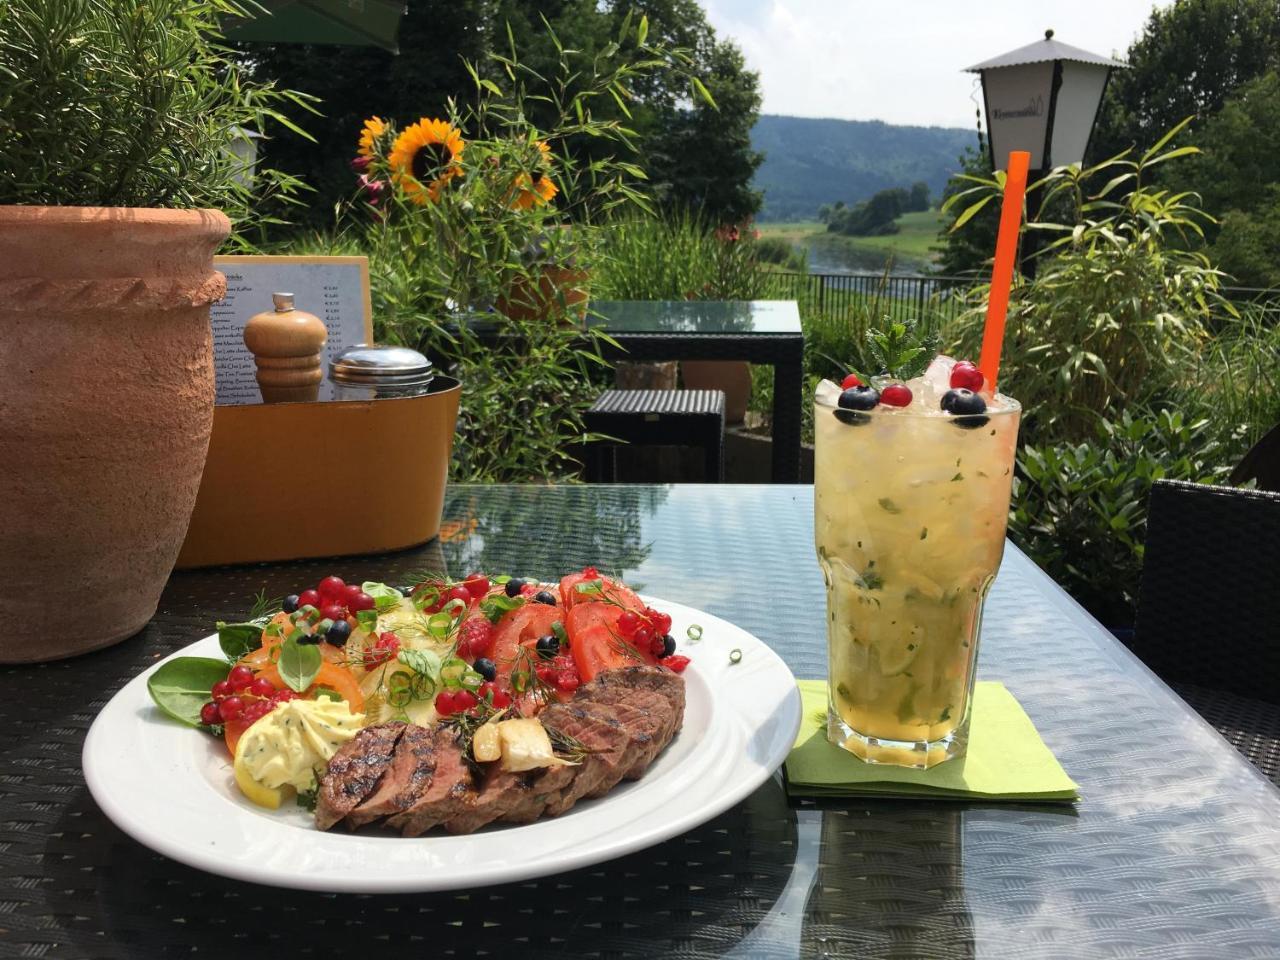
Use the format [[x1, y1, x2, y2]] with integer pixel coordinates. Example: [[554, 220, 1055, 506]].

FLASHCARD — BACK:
[[967, 30, 1124, 172]]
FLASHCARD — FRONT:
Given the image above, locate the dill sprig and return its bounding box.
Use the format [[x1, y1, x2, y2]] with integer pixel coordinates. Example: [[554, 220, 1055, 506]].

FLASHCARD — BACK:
[[248, 588, 281, 622]]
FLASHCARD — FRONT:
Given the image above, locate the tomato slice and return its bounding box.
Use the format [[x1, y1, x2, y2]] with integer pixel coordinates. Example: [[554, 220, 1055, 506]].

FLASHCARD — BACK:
[[559, 573, 643, 611], [565, 601, 655, 683], [253, 661, 366, 714]]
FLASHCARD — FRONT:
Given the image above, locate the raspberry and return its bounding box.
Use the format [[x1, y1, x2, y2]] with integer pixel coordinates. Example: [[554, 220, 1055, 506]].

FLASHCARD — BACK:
[[457, 617, 494, 660]]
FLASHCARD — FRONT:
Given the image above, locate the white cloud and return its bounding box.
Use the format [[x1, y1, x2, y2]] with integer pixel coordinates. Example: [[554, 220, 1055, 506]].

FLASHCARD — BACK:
[[699, 0, 1172, 129]]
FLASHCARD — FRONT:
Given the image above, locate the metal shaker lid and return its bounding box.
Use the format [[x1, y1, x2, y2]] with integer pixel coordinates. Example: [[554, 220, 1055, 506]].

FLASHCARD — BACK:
[[329, 344, 434, 387]]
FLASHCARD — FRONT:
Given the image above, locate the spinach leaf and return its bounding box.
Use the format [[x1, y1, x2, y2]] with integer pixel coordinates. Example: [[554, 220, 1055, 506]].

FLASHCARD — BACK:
[[217, 621, 262, 659], [277, 635, 322, 693], [147, 657, 229, 727], [478, 593, 524, 624]]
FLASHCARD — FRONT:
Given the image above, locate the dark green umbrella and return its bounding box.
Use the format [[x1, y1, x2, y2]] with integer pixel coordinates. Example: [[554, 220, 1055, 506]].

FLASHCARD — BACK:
[[223, 0, 407, 53]]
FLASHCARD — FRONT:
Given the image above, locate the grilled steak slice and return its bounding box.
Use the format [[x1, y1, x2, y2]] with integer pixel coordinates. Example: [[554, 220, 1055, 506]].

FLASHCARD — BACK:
[[345, 724, 437, 829], [442, 767, 531, 835], [575, 688, 672, 779], [580, 666, 685, 727], [315, 722, 405, 831], [539, 701, 635, 816], [385, 726, 474, 837], [501, 763, 578, 824]]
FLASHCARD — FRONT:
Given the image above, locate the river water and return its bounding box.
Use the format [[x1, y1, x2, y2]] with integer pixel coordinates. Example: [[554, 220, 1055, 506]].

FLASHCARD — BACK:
[[797, 236, 933, 278]]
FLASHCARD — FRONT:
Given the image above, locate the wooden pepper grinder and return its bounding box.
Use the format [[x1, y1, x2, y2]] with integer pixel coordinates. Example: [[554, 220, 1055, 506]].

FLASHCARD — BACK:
[[242, 292, 328, 403]]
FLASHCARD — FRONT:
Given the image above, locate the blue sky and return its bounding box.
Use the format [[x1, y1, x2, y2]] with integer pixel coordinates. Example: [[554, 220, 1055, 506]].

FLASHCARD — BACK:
[[698, 0, 1172, 129]]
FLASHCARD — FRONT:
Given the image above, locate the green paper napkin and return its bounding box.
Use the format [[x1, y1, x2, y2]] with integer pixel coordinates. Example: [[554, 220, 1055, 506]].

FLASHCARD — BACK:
[[786, 680, 1080, 802]]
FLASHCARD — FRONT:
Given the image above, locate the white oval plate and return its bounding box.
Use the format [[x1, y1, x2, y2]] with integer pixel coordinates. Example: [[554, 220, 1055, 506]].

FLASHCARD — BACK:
[[83, 596, 801, 893]]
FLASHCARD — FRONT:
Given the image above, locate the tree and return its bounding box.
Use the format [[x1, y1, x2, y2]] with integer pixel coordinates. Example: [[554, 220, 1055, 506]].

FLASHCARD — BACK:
[[235, 0, 762, 229], [828, 187, 905, 236], [908, 181, 930, 212], [1090, 0, 1280, 163], [936, 148, 999, 277]]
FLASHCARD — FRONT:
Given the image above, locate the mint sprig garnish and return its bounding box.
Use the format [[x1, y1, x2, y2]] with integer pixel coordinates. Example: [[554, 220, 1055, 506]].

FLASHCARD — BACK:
[[865, 317, 939, 381]]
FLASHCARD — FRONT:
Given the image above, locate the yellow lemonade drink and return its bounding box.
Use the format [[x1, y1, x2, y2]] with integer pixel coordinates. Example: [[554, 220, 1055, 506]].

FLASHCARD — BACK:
[[814, 359, 1020, 768]]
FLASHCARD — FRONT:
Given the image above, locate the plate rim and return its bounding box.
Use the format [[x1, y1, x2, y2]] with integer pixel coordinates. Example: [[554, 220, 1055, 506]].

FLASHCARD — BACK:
[[82, 595, 802, 893]]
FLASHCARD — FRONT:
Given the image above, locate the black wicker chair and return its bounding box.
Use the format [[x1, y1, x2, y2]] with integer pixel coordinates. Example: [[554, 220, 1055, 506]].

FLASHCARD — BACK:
[[1133, 479, 1280, 784], [583, 389, 725, 483]]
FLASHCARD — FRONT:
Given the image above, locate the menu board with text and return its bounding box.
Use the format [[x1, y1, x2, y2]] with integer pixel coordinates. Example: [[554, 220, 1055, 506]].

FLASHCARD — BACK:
[[211, 255, 374, 406]]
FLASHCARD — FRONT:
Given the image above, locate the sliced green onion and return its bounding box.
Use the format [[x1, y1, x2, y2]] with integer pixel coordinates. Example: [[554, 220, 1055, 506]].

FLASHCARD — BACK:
[[411, 672, 437, 701], [728, 648, 742, 665], [458, 670, 484, 691], [440, 658, 468, 689], [387, 670, 413, 707], [687, 624, 704, 643]]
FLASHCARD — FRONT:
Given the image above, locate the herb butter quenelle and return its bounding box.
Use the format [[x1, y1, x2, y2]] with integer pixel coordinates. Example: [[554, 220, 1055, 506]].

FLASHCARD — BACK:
[[814, 354, 1021, 768]]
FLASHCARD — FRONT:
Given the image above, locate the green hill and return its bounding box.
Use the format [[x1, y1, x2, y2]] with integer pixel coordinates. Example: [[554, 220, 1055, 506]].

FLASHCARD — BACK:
[[751, 115, 974, 221]]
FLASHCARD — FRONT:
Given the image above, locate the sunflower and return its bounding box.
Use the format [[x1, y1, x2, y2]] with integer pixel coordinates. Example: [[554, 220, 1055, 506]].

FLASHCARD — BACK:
[[511, 140, 558, 210], [356, 116, 387, 159], [388, 118, 466, 204]]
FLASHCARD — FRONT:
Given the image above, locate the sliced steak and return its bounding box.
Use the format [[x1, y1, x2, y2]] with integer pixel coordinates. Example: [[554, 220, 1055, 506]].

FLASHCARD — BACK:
[[442, 767, 530, 835], [385, 725, 474, 837], [314, 722, 405, 831], [575, 687, 673, 779], [580, 666, 685, 727], [345, 724, 437, 829], [502, 764, 578, 824], [539, 701, 636, 816]]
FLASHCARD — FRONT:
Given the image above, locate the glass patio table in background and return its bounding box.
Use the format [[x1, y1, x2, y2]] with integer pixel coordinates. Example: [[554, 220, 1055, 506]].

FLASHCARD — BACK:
[[587, 300, 805, 483], [4, 484, 1280, 958]]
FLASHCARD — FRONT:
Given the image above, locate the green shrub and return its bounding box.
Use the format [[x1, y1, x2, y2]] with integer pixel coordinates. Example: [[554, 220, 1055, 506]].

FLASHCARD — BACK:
[[945, 120, 1234, 443], [1009, 409, 1232, 625]]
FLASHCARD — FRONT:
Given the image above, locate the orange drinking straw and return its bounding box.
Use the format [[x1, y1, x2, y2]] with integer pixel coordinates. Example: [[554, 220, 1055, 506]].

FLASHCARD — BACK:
[[978, 150, 1031, 391]]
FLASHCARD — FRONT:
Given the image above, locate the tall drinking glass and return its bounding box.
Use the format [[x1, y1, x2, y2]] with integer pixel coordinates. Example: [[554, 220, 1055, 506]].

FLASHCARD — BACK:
[[814, 380, 1021, 768]]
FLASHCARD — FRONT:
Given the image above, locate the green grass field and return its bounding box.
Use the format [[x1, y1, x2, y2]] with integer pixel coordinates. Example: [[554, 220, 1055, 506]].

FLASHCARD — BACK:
[[760, 209, 944, 262]]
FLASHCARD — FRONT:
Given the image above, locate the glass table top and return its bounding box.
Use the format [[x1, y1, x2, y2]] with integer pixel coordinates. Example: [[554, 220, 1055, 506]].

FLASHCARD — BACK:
[[589, 299, 803, 335], [3, 484, 1279, 959]]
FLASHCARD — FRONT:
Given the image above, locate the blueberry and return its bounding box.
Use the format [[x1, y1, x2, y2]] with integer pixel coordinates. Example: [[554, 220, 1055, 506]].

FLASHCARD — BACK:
[[326, 619, 351, 647], [838, 385, 880, 411], [533, 590, 557, 606], [535, 634, 560, 659], [940, 388, 989, 429], [505, 578, 526, 598], [282, 594, 300, 614], [833, 409, 871, 426], [474, 657, 497, 681], [661, 634, 677, 658]]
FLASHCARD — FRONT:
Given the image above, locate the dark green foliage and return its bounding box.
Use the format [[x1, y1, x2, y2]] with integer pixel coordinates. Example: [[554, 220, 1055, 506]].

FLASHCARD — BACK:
[[751, 115, 972, 222], [907, 181, 930, 212], [0, 0, 310, 227], [827, 188, 907, 236], [1090, 0, 1280, 164], [237, 0, 761, 229], [936, 147, 999, 277], [1009, 410, 1231, 626]]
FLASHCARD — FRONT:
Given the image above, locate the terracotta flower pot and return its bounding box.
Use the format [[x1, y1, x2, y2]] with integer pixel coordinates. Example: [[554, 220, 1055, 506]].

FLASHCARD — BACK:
[[496, 266, 590, 323], [0, 206, 230, 662]]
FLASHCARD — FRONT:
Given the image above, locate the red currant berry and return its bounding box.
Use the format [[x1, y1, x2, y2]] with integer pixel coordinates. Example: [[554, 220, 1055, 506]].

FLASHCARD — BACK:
[[434, 691, 457, 716], [248, 678, 275, 698], [462, 574, 490, 599], [618, 611, 640, 636], [649, 636, 667, 657], [661, 655, 691, 673], [347, 591, 376, 613], [342, 583, 363, 605], [228, 665, 254, 691], [210, 680, 232, 701], [320, 602, 346, 623], [270, 690, 298, 705], [633, 625, 653, 647], [582, 566, 599, 578], [242, 700, 273, 724], [446, 585, 472, 606], [880, 383, 913, 407], [199, 701, 220, 725], [536, 665, 556, 684], [317, 576, 346, 600], [651, 611, 673, 636], [841, 373, 862, 389], [297, 589, 321, 609], [555, 671, 580, 693], [217, 696, 244, 722], [477, 681, 496, 700], [453, 691, 478, 712], [950, 361, 984, 392]]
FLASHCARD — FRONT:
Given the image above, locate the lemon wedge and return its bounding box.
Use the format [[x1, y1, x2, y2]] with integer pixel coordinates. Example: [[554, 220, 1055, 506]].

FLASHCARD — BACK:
[[233, 732, 295, 809]]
